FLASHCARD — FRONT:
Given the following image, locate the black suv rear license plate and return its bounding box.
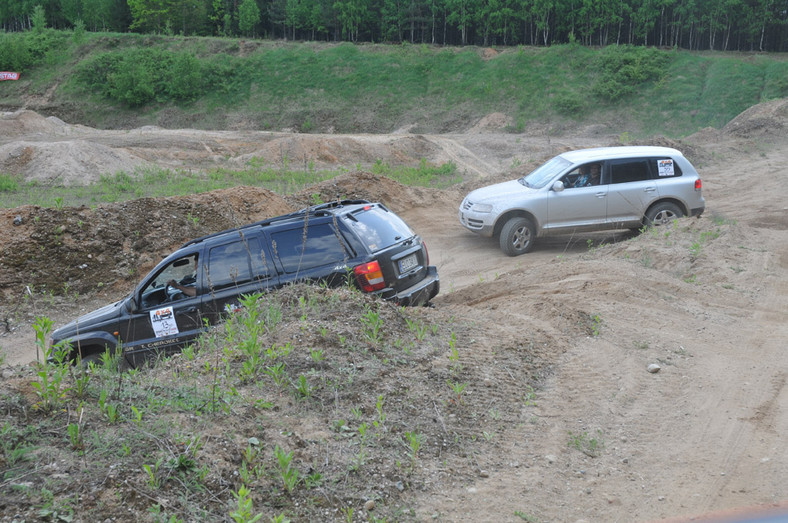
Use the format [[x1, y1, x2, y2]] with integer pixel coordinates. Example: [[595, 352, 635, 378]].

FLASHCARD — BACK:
[[398, 254, 418, 273]]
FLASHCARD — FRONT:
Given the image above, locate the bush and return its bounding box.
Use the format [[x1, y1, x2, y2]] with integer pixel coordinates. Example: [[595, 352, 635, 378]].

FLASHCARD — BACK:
[[553, 92, 586, 116], [76, 48, 206, 106], [25, 29, 65, 64], [167, 53, 203, 101], [108, 61, 156, 107], [0, 34, 32, 71], [76, 53, 124, 97], [591, 45, 669, 102]]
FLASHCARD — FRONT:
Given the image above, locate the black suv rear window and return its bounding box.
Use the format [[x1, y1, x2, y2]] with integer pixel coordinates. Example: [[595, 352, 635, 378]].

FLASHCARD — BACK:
[[343, 206, 414, 252]]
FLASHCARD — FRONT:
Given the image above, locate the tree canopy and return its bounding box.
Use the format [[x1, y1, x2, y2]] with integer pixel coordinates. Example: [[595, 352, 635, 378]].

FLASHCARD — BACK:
[[1, 0, 787, 51]]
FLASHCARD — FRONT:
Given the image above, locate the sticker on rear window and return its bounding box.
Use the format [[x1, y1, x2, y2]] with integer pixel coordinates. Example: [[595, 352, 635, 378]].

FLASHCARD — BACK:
[[657, 159, 674, 177], [151, 306, 179, 337]]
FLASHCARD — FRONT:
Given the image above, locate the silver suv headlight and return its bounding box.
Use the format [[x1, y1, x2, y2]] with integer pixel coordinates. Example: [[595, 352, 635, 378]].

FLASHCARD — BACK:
[[471, 203, 493, 213]]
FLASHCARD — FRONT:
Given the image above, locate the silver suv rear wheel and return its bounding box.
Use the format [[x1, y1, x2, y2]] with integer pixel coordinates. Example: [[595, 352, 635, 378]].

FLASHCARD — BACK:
[[645, 202, 683, 227]]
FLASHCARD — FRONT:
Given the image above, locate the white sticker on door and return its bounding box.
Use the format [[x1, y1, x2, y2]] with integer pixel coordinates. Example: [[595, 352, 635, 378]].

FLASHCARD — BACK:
[[150, 306, 179, 337]]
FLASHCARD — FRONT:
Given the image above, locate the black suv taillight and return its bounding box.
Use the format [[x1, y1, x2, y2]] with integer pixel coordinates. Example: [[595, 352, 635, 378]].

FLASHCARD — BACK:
[[354, 261, 385, 292]]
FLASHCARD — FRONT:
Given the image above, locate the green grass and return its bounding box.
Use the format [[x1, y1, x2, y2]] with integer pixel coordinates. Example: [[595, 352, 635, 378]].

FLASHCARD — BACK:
[[0, 159, 460, 209], [2, 31, 787, 137]]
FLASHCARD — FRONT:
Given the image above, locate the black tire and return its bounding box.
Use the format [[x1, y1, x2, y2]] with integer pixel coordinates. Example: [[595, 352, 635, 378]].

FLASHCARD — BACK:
[[499, 217, 536, 256], [644, 202, 683, 227], [79, 349, 129, 371], [79, 352, 103, 367]]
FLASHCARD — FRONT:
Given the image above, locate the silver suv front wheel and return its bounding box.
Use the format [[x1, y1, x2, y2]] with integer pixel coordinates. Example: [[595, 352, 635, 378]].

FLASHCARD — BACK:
[[499, 217, 535, 256]]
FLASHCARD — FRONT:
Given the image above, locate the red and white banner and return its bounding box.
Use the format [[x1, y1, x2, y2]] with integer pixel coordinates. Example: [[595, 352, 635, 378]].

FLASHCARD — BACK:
[[0, 72, 20, 81]]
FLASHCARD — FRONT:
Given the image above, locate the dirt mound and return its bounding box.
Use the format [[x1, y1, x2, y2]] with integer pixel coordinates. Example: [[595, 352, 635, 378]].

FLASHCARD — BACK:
[[0, 187, 293, 300], [466, 112, 513, 133], [0, 109, 501, 186], [287, 171, 439, 211], [0, 171, 437, 304], [722, 98, 788, 138], [0, 140, 150, 184], [230, 133, 448, 170], [0, 109, 73, 137]]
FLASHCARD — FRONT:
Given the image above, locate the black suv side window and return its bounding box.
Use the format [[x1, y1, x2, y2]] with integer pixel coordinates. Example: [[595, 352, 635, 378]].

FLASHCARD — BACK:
[[206, 237, 263, 291], [140, 254, 199, 308], [342, 206, 414, 252], [270, 223, 350, 274]]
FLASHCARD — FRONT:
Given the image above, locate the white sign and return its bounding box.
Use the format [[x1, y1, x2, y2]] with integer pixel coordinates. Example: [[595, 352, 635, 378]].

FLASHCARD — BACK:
[[150, 306, 179, 337], [657, 159, 675, 177]]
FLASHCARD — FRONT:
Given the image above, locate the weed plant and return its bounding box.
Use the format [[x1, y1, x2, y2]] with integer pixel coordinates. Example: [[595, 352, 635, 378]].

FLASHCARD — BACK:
[[0, 283, 543, 520], [567, 430, 605, 457]]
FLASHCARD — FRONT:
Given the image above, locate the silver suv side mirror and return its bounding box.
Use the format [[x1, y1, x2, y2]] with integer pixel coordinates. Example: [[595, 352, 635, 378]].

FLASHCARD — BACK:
[[552, 180, 566, 192]]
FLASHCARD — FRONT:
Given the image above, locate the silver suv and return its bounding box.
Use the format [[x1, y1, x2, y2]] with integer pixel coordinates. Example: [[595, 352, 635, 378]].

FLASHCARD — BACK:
[[459, 146, 705, 256]]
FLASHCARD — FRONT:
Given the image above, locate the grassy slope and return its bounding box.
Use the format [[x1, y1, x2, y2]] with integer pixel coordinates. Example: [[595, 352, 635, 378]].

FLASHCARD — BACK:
[[2, 32, 787, 137]]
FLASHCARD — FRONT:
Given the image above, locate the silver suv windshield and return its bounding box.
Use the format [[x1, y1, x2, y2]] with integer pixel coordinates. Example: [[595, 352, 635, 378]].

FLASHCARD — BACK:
[[518, 156, 572, 188]]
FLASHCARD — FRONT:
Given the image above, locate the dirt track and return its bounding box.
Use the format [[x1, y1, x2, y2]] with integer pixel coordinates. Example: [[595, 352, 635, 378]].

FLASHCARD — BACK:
[[1, 107, 787, 521]]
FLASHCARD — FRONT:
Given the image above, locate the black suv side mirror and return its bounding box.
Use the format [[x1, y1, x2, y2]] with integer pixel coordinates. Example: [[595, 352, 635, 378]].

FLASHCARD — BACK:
[[125, 295, 138, 313]]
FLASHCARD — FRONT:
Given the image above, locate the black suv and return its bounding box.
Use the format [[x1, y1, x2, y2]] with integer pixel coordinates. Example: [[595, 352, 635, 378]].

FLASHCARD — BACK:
[[51, 200, 439, 367]]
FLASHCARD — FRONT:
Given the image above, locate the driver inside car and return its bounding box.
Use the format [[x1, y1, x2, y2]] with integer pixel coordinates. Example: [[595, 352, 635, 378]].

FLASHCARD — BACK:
[[167, 256, 198, 298]]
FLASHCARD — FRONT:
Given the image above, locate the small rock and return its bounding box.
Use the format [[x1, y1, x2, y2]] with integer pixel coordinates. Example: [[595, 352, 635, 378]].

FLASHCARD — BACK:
[[647, 363, 661, 373], [545, 454, 557, 464], [2, 369, 14, 379], [364, 500, 375, 511], [479, 469, 489, 478], [13, 215, 22, 226], [395, 481, 404, 492]]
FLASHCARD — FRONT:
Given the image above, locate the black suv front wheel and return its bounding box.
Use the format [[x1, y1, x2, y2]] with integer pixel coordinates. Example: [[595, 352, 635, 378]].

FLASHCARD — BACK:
[[499, 217, 535, 256]]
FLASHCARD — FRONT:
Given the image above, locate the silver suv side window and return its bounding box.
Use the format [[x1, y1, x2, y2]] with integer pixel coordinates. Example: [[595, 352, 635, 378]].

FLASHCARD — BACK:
[[610, 159, 651, 184]]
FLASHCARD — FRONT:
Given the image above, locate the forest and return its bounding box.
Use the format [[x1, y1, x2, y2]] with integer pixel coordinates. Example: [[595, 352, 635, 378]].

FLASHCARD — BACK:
[[1, 0, 788, 52]]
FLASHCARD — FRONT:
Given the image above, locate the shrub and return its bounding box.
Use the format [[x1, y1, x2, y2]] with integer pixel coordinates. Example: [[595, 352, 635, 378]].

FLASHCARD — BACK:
[[108, 61, 156, 107], [167, 53, 203, 102], [0, 34, 32, 71], [592, 45, 669, 101], [553, 92, 586, 116], [76, 52, 124, 96]]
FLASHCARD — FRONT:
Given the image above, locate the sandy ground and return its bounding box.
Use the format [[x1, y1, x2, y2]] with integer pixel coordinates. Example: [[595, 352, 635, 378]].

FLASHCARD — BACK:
[[1, 107, 786, 522]]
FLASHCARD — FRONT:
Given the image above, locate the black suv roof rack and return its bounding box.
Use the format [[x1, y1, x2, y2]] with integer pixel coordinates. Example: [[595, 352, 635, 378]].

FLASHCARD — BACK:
[[179, 199, 372, 249]]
